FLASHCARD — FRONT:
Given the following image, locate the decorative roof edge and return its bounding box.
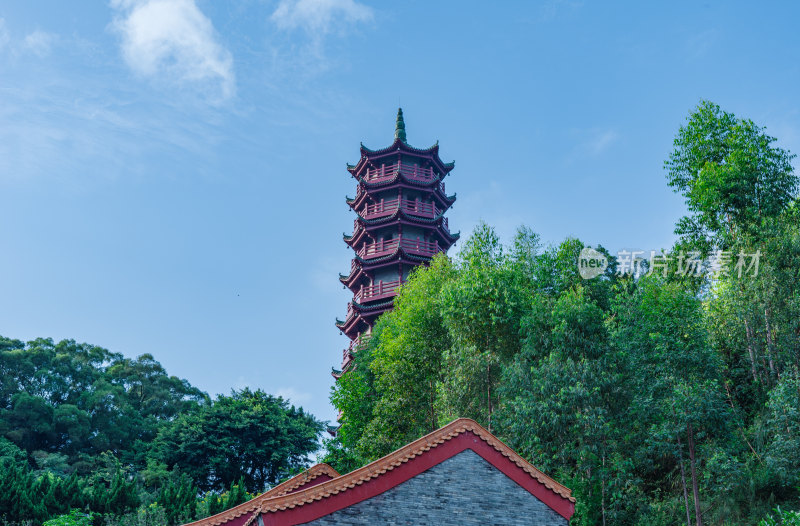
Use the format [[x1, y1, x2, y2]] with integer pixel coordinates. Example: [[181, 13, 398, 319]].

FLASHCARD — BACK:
[[255, 418, 574, 515], [353, 247, 439, 266], [351, 298, 396, 312], [182, 464, 340, 526], [349, 143, 454, 177], [359, 137, 439, 156], [354, 207, 449, 226], [261, 464, 340, 498], [357, 171, 446, 190]]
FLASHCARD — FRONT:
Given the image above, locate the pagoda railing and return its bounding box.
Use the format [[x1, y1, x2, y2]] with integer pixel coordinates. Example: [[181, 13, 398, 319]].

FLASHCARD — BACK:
[[355, 279, 404, 303], [348, 334, 372, 353], [363, 198, 439, 219], [358, 237, 440, 259], [364, 162, 437, 183]]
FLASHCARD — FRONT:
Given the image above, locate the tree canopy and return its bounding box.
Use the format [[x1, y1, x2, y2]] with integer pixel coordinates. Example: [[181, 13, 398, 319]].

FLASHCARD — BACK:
[[0, 337, 323, 525]]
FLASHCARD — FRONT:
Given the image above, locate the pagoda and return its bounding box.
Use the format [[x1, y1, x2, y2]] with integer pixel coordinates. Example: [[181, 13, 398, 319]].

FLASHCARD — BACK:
[[334, 109, 459, 377]]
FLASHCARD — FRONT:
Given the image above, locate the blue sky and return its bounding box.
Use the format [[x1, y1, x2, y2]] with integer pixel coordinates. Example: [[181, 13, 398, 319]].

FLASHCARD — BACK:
[[1, 1, 798, 424]]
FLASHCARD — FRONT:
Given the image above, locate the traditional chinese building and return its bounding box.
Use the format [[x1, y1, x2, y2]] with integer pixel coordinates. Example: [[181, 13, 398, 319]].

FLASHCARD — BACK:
[[334, 109, 459, 377], [181, 418, 575, 526]]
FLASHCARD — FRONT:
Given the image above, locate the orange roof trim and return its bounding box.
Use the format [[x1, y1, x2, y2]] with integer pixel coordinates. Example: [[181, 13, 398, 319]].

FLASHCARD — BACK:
[[184, 463, 340, 526], [261, 463, 340, 498]]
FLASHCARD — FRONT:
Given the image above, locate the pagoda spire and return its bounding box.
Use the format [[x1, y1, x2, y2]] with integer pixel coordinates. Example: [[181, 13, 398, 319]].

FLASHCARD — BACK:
[[395, 107, 406, 143]]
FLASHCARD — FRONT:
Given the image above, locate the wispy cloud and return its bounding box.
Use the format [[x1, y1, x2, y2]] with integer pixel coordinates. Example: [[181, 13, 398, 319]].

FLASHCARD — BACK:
[[110, 0, 235, 101], [22, 30, 56, 57], [266, 0, 373, 77], [0, 78, 230, 184], [586, 129, 618, 155], [271, 0, 373, 36], [0, 21, 57, 58], [535, 0, 584, 23], [568, 127, 619, 157], [685, 28, 718, 60]]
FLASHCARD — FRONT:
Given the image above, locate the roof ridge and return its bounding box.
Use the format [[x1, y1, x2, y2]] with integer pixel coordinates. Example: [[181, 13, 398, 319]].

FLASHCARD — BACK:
[[256, 418, 573, 515], [183, 464, 340, 526]]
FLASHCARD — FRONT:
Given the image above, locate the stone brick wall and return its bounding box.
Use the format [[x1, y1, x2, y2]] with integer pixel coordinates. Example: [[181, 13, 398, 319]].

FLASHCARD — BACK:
[[301, 449, 568, 525]]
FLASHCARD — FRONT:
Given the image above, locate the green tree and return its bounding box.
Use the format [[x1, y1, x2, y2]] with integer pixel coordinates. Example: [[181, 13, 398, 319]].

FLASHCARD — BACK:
[[156, 474, 198, 525], [761, 369, 800, 492], [612, 276, 730, 526], [499, 284, 629, 525], [153, 388, 322, 492], [438, 224, 528, 431], [665, 100, 796, 250], [42, 509, 94, 526]]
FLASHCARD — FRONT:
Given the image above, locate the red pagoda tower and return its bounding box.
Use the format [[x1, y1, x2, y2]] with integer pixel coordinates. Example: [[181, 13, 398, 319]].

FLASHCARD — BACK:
[[334, 109, 458, 377]]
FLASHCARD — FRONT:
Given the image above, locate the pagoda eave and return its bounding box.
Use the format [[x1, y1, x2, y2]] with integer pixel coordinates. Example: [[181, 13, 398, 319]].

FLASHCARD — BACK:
[[359, 137, 439, 157], [340, 270, 364, 290], [354, 208, 450, 227], [357, 173, 447, 192], [353, 249, 442, 268], [348, 225, 456, 249], [347, 183, 453, 212], [338, 306, 394, 339]]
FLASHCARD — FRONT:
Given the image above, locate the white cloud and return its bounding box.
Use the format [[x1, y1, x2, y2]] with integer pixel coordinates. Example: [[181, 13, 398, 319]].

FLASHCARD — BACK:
[[22, 30, 55, 57], [110, 0, 235, 100], [271, 0, 372, 36]]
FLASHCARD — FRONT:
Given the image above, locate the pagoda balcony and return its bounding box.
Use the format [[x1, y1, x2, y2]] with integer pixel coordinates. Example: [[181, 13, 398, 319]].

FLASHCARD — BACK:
[[348, 334, 372, 353], [358, 237, 441, 259], [353, 181, 447, 203], [362, 198, 440, 220], [364, 162, 437, 183], [354, 279, 404, 303]]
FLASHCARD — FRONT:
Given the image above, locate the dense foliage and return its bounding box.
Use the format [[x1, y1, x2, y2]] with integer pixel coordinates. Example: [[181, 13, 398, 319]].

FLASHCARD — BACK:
[[327, 101, 800, 525], [0, 338, 323, 525]]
